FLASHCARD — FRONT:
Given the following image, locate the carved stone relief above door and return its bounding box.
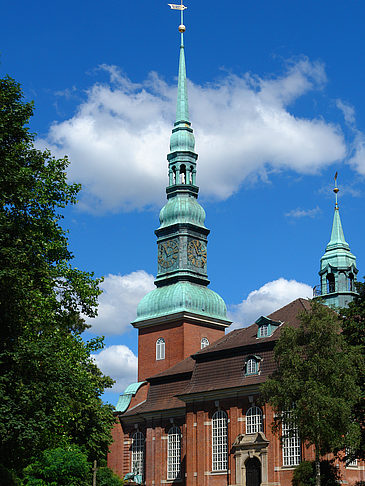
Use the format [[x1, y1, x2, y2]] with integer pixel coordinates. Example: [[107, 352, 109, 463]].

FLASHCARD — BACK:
[[232, 431, 269, 486]]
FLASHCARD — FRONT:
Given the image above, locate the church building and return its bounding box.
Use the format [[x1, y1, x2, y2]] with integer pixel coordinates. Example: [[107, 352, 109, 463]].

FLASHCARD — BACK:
[[107, 9, 362, 486]]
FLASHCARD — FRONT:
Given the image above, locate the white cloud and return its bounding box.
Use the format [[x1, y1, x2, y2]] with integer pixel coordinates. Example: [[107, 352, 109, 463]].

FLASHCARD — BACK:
[[87, 271, 155, 335], [285, 206, 321, 218], [92, 345, 137, 393], [228, 278, 313, 330], [40, 59, 348, 213]]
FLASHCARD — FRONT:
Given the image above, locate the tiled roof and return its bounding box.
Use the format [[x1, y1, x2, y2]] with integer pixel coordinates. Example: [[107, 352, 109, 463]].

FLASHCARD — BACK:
[[149, 356, 195, 381], [123, 377, 189, 415], [121, 298, 311, 417], [194, 298, 311, 356]]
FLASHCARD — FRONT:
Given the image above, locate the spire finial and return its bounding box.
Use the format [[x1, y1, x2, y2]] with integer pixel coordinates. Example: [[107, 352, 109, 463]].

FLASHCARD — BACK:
[[333, 171, 339, 209]]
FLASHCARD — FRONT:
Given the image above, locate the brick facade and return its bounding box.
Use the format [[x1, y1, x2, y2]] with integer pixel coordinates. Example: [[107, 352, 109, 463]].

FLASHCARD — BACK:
[[108, 299, 364, 486]]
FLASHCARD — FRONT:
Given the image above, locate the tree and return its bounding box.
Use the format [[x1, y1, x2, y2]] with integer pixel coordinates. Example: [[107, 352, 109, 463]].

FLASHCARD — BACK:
[[341, 280, 365, 462], [260, 300, 362, 486], [292, 460, 340, 486], [23, 446, 91, 486], [0, 76, 115, 474]]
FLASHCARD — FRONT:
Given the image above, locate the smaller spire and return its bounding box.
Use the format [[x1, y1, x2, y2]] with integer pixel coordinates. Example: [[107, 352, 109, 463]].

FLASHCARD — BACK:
[[327, 173, 349, 250]]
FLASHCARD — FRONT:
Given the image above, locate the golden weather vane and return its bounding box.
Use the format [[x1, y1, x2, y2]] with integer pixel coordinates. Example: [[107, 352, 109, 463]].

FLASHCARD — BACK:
[[168, 0, 187, 31]]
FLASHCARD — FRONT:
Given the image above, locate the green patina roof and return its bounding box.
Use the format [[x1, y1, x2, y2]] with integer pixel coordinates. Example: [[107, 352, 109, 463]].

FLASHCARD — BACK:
[[326, 207, 349, 250], [115, 381, 146, 413], [159, 194, 206, 228], [133, 281, 228, 323]]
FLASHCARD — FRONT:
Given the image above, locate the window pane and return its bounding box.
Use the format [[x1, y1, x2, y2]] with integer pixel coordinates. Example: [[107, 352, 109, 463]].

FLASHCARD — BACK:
[[212, 411, 228, 471], [246, 406, 263, 434], [131, 432, 145, 476], [167, 426, 181, 480], [282, 413, 301, 466]]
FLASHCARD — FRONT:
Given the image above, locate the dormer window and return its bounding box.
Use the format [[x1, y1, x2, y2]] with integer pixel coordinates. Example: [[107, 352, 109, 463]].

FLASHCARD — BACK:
[[258, 324, 268, 337], [246, 358, 257, 375], [245, 356, 261, 375], [255, 316, 282, 338]]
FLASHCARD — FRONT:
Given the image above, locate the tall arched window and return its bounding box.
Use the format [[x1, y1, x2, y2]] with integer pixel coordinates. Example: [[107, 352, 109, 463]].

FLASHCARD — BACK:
[[131, 431, 145, 476], [156, 338, 165, 361], [201, 337, 209, 349], [327, 273, 335, 293], [212, 410, 228, 471], [167, 426, 181, 480], [282, 413, 301, 466], [246, 406, 263, 434]]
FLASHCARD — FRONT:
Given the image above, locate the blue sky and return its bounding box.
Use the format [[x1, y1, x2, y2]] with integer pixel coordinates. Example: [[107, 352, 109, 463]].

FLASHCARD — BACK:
[[2, 0, 365, 404]]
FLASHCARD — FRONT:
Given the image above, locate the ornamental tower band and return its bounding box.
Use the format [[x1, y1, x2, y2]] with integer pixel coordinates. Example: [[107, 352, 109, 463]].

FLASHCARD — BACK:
[[131, 6, 231, 382]]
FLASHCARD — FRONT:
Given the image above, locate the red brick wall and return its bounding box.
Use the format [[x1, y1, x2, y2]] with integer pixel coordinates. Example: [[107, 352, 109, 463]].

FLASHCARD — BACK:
[[109, 398, 364, 486], [137, 320, 225, 381]]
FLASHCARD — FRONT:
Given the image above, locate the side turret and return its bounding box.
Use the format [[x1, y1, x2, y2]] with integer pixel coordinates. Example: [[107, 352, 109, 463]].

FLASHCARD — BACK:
[[314, 175, 358, 308]]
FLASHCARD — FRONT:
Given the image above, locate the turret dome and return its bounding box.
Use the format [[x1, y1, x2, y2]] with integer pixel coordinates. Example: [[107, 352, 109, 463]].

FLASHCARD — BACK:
[[159, 195, 206, 229], [133, 281, 228, 323]]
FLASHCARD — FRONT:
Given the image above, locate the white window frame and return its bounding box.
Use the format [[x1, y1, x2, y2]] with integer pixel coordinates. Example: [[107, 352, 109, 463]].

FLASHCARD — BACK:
[[167, 426, 181, 480], [246, 406, 263, 434], [259, 324, 269, 337], [346, 448, 358, 467], [282, 413, 301, 466], [131, 431, 145, 476], [246, 358, 257, 375], [212, 410, 228, 471], [156, 337, 165, 360], [201, 337, 209, 349]]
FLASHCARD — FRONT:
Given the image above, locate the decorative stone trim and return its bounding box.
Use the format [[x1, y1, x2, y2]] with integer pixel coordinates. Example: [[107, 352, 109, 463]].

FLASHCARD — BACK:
[[232, 431, 270, 486]]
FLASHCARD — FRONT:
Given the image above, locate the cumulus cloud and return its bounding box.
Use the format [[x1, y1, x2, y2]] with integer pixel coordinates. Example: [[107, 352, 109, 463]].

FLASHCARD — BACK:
[[92, 345, 138, 393], [229, 278, 313, 330], [86, 271, 155, 335], [285, 206, 321, 218], [41, 59, 348, 213]]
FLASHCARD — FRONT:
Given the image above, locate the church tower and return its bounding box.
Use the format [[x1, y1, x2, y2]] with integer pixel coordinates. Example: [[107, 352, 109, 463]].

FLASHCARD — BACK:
[[316, 175, 358, 308], [132, 12, 231, 381]]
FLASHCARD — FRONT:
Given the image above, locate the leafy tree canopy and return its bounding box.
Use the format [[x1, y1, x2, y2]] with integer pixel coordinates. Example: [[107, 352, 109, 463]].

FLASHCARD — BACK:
[[0, 76, 115, 474], [341, 280, 365, 461], [260, 300, 363, 486], [22, 446, 90, 486]]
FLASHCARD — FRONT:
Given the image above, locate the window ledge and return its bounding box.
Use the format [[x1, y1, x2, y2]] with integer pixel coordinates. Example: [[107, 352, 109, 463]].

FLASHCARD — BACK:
[[208, 470, 228, 475]]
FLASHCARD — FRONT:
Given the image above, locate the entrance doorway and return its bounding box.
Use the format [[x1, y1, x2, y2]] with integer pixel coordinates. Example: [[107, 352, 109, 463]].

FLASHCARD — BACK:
[[245, 457, 261, 486]]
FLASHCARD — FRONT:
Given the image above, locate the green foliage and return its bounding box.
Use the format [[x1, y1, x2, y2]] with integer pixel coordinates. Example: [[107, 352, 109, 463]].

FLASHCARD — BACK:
[[0, 464, 21, 486], [97, 467, 124, 486], [23, 446, 90, 486], [341, 280, 365, 461], [292, 461, 340, 486], [261, 300, 362, 485], [0, 76, 115, 472]]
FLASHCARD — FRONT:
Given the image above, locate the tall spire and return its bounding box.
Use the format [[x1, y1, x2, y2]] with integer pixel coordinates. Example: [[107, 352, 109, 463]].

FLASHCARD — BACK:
[[316, 173, 358, 308], [176, 18, 189, 123]]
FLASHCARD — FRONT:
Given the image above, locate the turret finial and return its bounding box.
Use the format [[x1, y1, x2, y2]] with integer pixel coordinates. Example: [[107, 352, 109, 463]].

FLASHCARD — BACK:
[[333, 171, 339, 209]]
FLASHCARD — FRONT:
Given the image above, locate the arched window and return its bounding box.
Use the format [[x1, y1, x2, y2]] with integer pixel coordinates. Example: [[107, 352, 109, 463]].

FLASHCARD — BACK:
[[282, 413, 301, 466], [167, 426, 181, 480], [156, 338, 165, 361], [246, 358, 257, 375], [348, 273, 354, 291], [201, 337, 209, 349], [212, 410, 228, 471], [246, 406, 263, 434], [327, 273, 335, 293], [131, 431, 145, 476]]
